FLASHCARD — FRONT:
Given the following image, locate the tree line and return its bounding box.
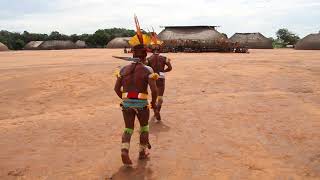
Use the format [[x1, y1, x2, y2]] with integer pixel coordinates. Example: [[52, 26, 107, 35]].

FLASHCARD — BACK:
[[271, 28, 300, 48], [0, 28, 300, 50], [0, 28, 136, 50]]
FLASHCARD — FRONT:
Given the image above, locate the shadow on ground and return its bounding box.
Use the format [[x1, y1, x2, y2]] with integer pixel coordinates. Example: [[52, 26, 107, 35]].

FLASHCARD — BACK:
[[108, 159, 153, 180]]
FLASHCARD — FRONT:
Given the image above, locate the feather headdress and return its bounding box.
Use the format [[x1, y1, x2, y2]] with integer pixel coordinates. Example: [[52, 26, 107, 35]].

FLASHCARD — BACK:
[[150, 30, 163, 46], [129, 15, 151, 47]]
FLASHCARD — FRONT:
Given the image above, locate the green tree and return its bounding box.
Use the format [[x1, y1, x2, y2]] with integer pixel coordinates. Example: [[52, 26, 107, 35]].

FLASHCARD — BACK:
[[276, 28, 300, 46], [85, 34, 97, 47], [0, 28, 136, 49], [70, 34, 79, 42], [14, 39, 25, 50], [48, 31, 70, 41], [93, 29, 111, 47], [21, 31, 48, 42]]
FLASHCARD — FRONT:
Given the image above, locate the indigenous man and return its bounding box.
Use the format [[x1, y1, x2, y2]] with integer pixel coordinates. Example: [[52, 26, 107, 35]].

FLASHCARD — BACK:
[[147, 33, 172, 121], [113, 16, 158, 166]]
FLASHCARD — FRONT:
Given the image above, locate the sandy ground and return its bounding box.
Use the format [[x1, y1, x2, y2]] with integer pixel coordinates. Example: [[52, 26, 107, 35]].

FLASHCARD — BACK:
[[0, 49, 319, 180]]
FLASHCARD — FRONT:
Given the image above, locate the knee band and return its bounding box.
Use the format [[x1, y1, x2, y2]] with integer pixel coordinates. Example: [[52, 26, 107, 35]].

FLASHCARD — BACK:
[[139, 144, 148, 152], [124, 128, 134, 135], [140, 125, 149, 133], [157, 96, 163, 105], [122, 142, 130, 150]]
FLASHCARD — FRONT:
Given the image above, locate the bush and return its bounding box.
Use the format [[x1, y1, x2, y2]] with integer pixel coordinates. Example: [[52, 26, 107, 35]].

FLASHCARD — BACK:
[[0, 28, 136, 50], [276, 28, 300, 46]]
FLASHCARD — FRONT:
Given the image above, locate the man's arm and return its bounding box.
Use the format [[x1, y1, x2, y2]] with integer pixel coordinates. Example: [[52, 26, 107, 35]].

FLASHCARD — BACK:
[[148, 78, 158, 108], [164, 59, 172, 72], [114, 77, 122, 99]]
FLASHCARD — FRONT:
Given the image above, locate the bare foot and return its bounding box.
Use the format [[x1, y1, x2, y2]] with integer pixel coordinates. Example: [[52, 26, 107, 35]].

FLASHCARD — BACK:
[[121, 151, 132, 165], [139, 150, 150, 160], [151, 115, 156, 121], [154, 111, 161, 121]]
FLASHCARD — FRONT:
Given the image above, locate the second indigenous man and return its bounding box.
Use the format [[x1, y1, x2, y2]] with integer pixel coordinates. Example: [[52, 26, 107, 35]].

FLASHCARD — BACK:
[[147, 32, 172, 121]]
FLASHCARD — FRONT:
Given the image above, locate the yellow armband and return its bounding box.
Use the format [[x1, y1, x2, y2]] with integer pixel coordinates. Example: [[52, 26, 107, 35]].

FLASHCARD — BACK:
[[148, 73, 159, 80], [113, 69, 121, 78]]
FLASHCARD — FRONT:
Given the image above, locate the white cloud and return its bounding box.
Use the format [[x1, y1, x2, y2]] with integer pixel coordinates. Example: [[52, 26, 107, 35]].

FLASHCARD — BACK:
[[0, 0, 319, 37]]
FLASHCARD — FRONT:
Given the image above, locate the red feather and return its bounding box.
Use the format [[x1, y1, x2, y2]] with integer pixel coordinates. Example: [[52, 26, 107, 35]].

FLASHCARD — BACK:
[[151, 32, 158, 44], [134, 15, 144, 45]]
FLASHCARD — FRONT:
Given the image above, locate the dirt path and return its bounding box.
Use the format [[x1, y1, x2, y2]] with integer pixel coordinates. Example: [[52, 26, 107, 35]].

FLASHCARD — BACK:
[[0, 49, 319, 179]]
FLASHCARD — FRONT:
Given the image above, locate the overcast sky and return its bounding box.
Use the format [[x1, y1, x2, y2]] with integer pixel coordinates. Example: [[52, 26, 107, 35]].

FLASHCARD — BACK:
[[0, 0, 319, 38]]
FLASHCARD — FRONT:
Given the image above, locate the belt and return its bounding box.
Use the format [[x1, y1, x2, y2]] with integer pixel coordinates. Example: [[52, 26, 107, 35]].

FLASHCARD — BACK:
[[122, 92, 148, 100], [121, 99, 149, 109]]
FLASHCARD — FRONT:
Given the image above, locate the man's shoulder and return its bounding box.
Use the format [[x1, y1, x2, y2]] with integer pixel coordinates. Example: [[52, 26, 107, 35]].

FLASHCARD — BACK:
[[147, 54, 167, 60], [119, 64, 133, 74], [159, 55, 168, 61], [121, 63, 153, 73], [142, 64, 154, 73], [146, 55, 155, 60]]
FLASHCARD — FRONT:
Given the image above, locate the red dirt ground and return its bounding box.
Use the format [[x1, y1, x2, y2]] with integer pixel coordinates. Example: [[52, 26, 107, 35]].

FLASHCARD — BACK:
[[0, 49, 319, 180]]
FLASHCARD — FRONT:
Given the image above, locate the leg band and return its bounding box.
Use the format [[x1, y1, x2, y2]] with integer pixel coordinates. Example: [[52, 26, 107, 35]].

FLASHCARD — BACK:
[[140, 125, 149, 133], [157, 96, 163, 105], [121, 142, 130, 150], [124, 128, 134, 135], [139, 144, 148, 152]]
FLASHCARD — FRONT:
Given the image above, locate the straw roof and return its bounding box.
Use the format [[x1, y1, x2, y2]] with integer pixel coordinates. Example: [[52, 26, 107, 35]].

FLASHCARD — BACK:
[[295, 33, 320, 50], [229, 33, 273, 49], [38, 40, 77, 50], [24, 41, 44, 50], [158, 26, 225, 41], [158, 26, 227, 48], [0, 42, 9, 51], [106, 37, 131, 48], [75, 40, 87, 48]]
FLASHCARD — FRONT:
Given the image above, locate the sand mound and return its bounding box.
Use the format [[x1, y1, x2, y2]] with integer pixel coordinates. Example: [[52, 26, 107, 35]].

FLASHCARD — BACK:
[[0, 42, 9, 51]]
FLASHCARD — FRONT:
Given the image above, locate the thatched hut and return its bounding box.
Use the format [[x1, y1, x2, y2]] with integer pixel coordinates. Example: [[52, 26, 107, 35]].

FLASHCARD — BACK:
[[106, 37, 131, 48], [158, 26, 227, 49], [38, 40, 77, 50], [75, 40, 87, 49], [295, 33, 320, 50], [24, 41, 44, 50], [0, 42, 9, 51], [229, 33, 273, 49]]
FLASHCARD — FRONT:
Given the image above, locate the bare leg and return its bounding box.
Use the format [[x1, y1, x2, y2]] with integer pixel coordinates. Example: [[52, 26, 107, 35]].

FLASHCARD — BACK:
[[155, 79, 165, 121], [137, 108, 150, 159], [121, 108, 136, 165]]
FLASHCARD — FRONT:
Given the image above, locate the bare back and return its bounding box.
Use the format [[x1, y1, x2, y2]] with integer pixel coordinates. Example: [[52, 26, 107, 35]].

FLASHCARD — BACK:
[[120, 63, 153, 94], [147, 55, 167, 74]]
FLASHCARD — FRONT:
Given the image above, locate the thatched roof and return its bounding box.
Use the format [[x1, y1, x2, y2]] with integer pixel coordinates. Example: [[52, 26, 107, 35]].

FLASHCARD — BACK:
[[24, 41, 44, 50], [295, 33, 320, 50], [0, 42, 9, 51], [158, 26, 227, 48], [75, 40, 87, 48], [158, 26, 225, 41], [229, 33, 273, 49], [106, 37, 131, 48], [38, 40, 77, 50]]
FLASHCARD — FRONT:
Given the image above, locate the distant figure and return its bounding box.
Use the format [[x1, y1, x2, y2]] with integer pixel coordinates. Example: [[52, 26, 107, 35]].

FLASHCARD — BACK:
[[147, 33, 173, 121], [113, 16, 158, 166], [124, 46, 128, 53]]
